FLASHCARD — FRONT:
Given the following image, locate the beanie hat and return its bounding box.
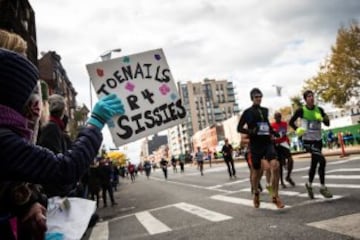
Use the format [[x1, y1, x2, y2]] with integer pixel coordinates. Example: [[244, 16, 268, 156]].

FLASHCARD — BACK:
[[48, 94, 65, 117], [0, 48, 38, 115], [250, 88, 263, 100], [303, 90, 314, 100]]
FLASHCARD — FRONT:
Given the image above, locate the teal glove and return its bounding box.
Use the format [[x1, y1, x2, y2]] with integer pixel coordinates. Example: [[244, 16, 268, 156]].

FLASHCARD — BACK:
[[314, 112, 323, 122], [87, 94, 125, 129], [296, 127, 306, 137]]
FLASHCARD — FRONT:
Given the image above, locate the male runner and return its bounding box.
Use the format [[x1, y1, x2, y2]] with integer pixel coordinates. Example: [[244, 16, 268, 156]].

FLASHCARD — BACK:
[[237, 88, 284, 208], [289, 90, 332, 199], [271, 112, 295, 188]]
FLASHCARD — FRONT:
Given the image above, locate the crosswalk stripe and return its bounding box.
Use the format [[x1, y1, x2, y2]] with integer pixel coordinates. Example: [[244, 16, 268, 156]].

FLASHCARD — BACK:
[[307, 213, 360, 239], [322, 175, 359, 179], [89, 221, 109, 240], [210, 195, 290, 210], [311, 183, 360, 189], [174, 202, 232, 221], [326, 168, 360, 173], [135, 211, 171, 235], [302, 175, 360, 179], [232, 188, 344, 200]]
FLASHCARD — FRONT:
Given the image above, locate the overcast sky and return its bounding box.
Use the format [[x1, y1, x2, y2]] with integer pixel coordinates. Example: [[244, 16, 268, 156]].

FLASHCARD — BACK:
[[31, 0, 360, 160]]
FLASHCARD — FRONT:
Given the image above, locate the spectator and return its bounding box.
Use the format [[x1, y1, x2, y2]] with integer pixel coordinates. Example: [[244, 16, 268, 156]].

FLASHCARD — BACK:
[[98, 158, 117, 207], [327, 130, 334, 149], [88, 161, 101, 208], [0, 48, 124, 239]]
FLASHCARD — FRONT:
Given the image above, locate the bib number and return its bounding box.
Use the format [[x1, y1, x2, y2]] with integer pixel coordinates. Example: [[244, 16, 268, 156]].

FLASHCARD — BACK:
[[257, 122, 270, 135]]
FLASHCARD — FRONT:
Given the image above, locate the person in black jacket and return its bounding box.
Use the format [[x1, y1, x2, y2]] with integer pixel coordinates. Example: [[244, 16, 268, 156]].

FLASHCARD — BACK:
[[221, 138, 236, 179], [0, 48, 125, 239], [237, 88, 284, 209], [98, 158, 117, 207], [38, 94, 76, 197]]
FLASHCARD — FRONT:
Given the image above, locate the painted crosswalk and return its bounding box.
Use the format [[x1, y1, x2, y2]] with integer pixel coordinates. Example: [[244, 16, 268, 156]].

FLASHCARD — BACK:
[[89, 160, 360, 239], [90, 202, 232, 239], [307, 213, 360, 239]]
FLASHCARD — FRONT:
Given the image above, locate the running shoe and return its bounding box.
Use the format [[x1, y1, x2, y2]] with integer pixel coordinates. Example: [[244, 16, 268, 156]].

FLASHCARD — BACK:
[[266, 185, 273, 196], [253, 192, 260, 208], [319, 187, 333, 198], [305, 183, 314, 199], [272, 197, 285, 209], [286, 176, 296, 187], [281, 182, 287, 189]]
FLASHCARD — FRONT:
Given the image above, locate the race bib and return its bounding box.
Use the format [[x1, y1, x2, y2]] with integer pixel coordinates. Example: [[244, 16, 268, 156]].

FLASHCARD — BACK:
[[308, 121, 321, 130], [257, 122, 270, 135]]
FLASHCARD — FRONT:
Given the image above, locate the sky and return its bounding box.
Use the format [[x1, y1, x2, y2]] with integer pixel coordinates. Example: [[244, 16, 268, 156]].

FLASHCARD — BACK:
[[31, 0, 360, 162]]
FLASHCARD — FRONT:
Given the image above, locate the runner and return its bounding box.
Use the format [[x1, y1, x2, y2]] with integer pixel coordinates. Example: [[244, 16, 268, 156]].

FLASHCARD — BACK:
[[289, 90, 333, 199], [144, 160, 152, 179], [127, 162, 136, 183], [271, 112, 296, 188], [237, 88, 284, 208], [195, 147, 205, 176], [160, 158, 169, 180], [221, 138, 236, 179], [171, 155, 178, 173]]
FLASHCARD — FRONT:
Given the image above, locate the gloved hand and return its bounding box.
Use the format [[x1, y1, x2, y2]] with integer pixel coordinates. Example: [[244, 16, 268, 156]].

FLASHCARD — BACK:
[[296, 127, 306, 137], [87, 94, 125, 129], [248, 126, 259, 136], [314, 112, 323, 122]]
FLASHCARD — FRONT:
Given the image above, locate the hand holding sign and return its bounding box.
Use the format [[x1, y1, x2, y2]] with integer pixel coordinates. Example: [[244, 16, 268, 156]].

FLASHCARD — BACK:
[[87, 94, 125, 129]]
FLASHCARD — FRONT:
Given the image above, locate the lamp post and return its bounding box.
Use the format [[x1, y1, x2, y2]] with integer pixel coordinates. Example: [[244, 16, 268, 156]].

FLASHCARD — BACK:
[[89, 48, 122, 111]]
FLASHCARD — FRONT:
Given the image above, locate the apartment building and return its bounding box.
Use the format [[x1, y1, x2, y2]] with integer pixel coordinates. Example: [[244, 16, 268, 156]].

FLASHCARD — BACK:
[[0, 0, 37, 65], [172, 78, 240, 155]]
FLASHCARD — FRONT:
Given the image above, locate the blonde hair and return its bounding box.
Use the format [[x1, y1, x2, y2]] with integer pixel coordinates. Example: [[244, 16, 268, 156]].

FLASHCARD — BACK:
[[0, 29, 27, 55]]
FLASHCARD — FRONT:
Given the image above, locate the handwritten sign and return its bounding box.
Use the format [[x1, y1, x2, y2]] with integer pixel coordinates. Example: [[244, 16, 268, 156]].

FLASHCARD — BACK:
[[86, 49, 186, 146]]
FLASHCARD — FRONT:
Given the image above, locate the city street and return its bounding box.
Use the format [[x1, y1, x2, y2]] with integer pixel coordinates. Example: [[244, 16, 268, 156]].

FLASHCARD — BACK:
[[86, 155, 360, 240]]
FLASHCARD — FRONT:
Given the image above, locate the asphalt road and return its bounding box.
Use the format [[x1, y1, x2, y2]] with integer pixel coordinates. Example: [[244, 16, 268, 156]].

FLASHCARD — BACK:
[[85, 155, 360, 240]]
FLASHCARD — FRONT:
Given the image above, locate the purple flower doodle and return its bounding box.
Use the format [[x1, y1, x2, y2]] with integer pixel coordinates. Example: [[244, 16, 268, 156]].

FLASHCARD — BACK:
[[154, 54, 161, 61], [125, 82, 135, 92], [159, 84, 170, 95]]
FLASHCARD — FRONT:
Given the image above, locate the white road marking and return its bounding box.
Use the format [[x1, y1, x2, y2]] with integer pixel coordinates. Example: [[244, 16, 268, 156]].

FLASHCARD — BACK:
[[326, 168, 360, 173], [206, 178, 249, 189], [135, 211, 171, 235], [307, 213, 360, 239], [151, 176, 235, 193], [174, 202, 232, 222], [328, 159, 352, 165], [303, 175, 360, 179], [311, 183, 360, 189], [89, 221, 109, 240], [210, 195, 290, 210]]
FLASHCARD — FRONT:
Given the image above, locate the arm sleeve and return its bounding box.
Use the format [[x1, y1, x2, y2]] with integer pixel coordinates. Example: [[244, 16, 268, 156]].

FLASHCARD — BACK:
[[237, 110, 250, 134], [0, 127, 102, 185], [319, 107, 330, 126], [289, 108, 303, 130]]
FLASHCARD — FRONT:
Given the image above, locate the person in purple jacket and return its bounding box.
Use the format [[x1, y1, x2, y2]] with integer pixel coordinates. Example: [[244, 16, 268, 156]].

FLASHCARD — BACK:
[[0, 48, 125, 240]]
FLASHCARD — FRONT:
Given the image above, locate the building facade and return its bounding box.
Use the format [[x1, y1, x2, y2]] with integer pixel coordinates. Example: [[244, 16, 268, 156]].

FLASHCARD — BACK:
[[0, 0, 37, 65], [174, 78, 240, 155], [38, 51, 78, 131]]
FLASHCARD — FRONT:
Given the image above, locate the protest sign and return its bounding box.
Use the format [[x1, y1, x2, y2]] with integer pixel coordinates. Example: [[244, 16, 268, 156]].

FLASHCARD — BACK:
[[86, 49, 186, 146]]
